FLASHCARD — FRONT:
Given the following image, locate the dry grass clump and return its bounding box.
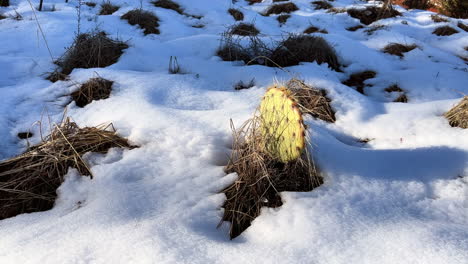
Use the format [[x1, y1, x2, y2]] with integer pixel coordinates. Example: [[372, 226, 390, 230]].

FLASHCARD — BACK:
[[312, 1, 332, 10], [53, 31, 128, 76], [270, 35, 340, 71], [439, 0, 468, 19], [247, 0, 262, 5], [403, 0, 432, 10], [230, 23, 260, 36], [382, 43, 417, 57], [432, 25, 459, 36], [99, 1, 120, 15], [430, 14, 448, 23], [220, 111, 322, 239], [273, 0, 288, 2], [286, 78, 336, 122], [457, 22, 468, 32], [394, 93, 408, 103], [303, 25, 328, 34], [342, 71, 376, 94], [327, 7, 346, 13], [0, 119, 133, 220], [346, 25, 364, 31], [121, 9, 160, 35], [152, 0, 183, 14], [71, 77, 113, 107], [445, 97, 468, 128], [277, 14, 290, 25], [85, 2, 96, 7], [347, 6, 400, 25], [0, 0, 9, 7], [0, 13, 6, 20], [234, 78, 255, 90], [217, 33, 340, 71], [264, 2, 299, 16], [228, 8, 244, 21]]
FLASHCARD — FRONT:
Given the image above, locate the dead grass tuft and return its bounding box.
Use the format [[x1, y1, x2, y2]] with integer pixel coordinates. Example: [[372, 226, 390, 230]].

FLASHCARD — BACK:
[[270, 34, 340, 71], [0, 118, 134, 220], [228, 8, 244, 21], [430, 14, 448, 22], [121, 9, 160, 35], [403, 0, 432, 10], [234, 78, 255, 90], [85, 2, 96, 7], [457, 22, 468, 32], [17, 132, 33, 139], [247, 0, 262, 5], [394, 93, 408, 103], [53, 31, 128, 76], [382, 43, 417, 57], [46, 70, 70, 83], [0, 0, 9, 7], [71, 77, 113, 107], [99, 1, 120, 15], [445, 97, 468, 128], [346, 25, 364, 31], [264, 2, 299, 16], [342, 71, 376, 94], [0, 13, 5, 20], [312, 1, 332, 10], [303, 25, 328, 34], [277, 14, 290, 25], [152, 0, 183, 14], [327, 7, 346, 13], [220, 114, 322, 239], [347, 6, 400, 25], [230, 23, 260, 36], [432, 25, 459, 36], [286, 78, 336, 122]]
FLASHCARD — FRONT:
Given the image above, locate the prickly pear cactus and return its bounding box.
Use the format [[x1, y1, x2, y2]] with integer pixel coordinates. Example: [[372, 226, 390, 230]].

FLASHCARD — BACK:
[[260, 86, 306, 163]]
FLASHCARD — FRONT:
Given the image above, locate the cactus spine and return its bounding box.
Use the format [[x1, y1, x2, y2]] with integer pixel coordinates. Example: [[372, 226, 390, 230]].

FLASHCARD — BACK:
[[259, 86, 306, 163]]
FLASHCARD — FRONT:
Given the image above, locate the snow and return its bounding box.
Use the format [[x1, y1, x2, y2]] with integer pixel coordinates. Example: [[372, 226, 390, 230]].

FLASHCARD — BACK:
[[0, 0, 467, 263]]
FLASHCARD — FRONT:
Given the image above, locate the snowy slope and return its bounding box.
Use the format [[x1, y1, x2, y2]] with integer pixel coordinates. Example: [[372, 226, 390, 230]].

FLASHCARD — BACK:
[[0, 0, 467, 263]]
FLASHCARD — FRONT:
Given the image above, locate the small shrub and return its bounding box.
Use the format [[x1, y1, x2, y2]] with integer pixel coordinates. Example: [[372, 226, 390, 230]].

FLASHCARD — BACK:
[[152, 0, 183, 14], [54, 31, 128, 75], [342, 71, 376, 94], [445, 97, 468, 128], [432, 26, 459, 36], [403, 0, 432, 10], [121, 9, 160, 35], [230, 23, 260, 36], [264, 2, 299, 16], [228, 8, 244, 21], [382, 43, 417, 57], [458, 22, 468, 32], [364, 24, 386, 35], [304, 25, 328, 34], [99, 1, 120, 15], [270, 34, 340, 70], [312, 1, 332, 10], [277, 14, 290, 25], [0, 119, 134, 220], [0, 0, 9, 7], [431, 14, 448, 23], [347, 6, 400, 25], [71, 77, 113, 107]]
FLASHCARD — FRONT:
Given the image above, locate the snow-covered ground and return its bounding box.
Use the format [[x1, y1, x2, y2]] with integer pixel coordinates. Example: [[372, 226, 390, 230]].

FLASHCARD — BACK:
[[0, 0, 467, 263]]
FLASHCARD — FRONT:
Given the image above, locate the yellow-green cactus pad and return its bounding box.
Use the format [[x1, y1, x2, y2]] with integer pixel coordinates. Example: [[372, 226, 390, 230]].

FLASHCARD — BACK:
[[260, 86, 305, 163]]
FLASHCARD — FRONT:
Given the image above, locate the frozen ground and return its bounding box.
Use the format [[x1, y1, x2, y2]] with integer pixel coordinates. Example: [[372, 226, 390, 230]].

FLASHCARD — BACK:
[[0, 0, 467, 263]]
